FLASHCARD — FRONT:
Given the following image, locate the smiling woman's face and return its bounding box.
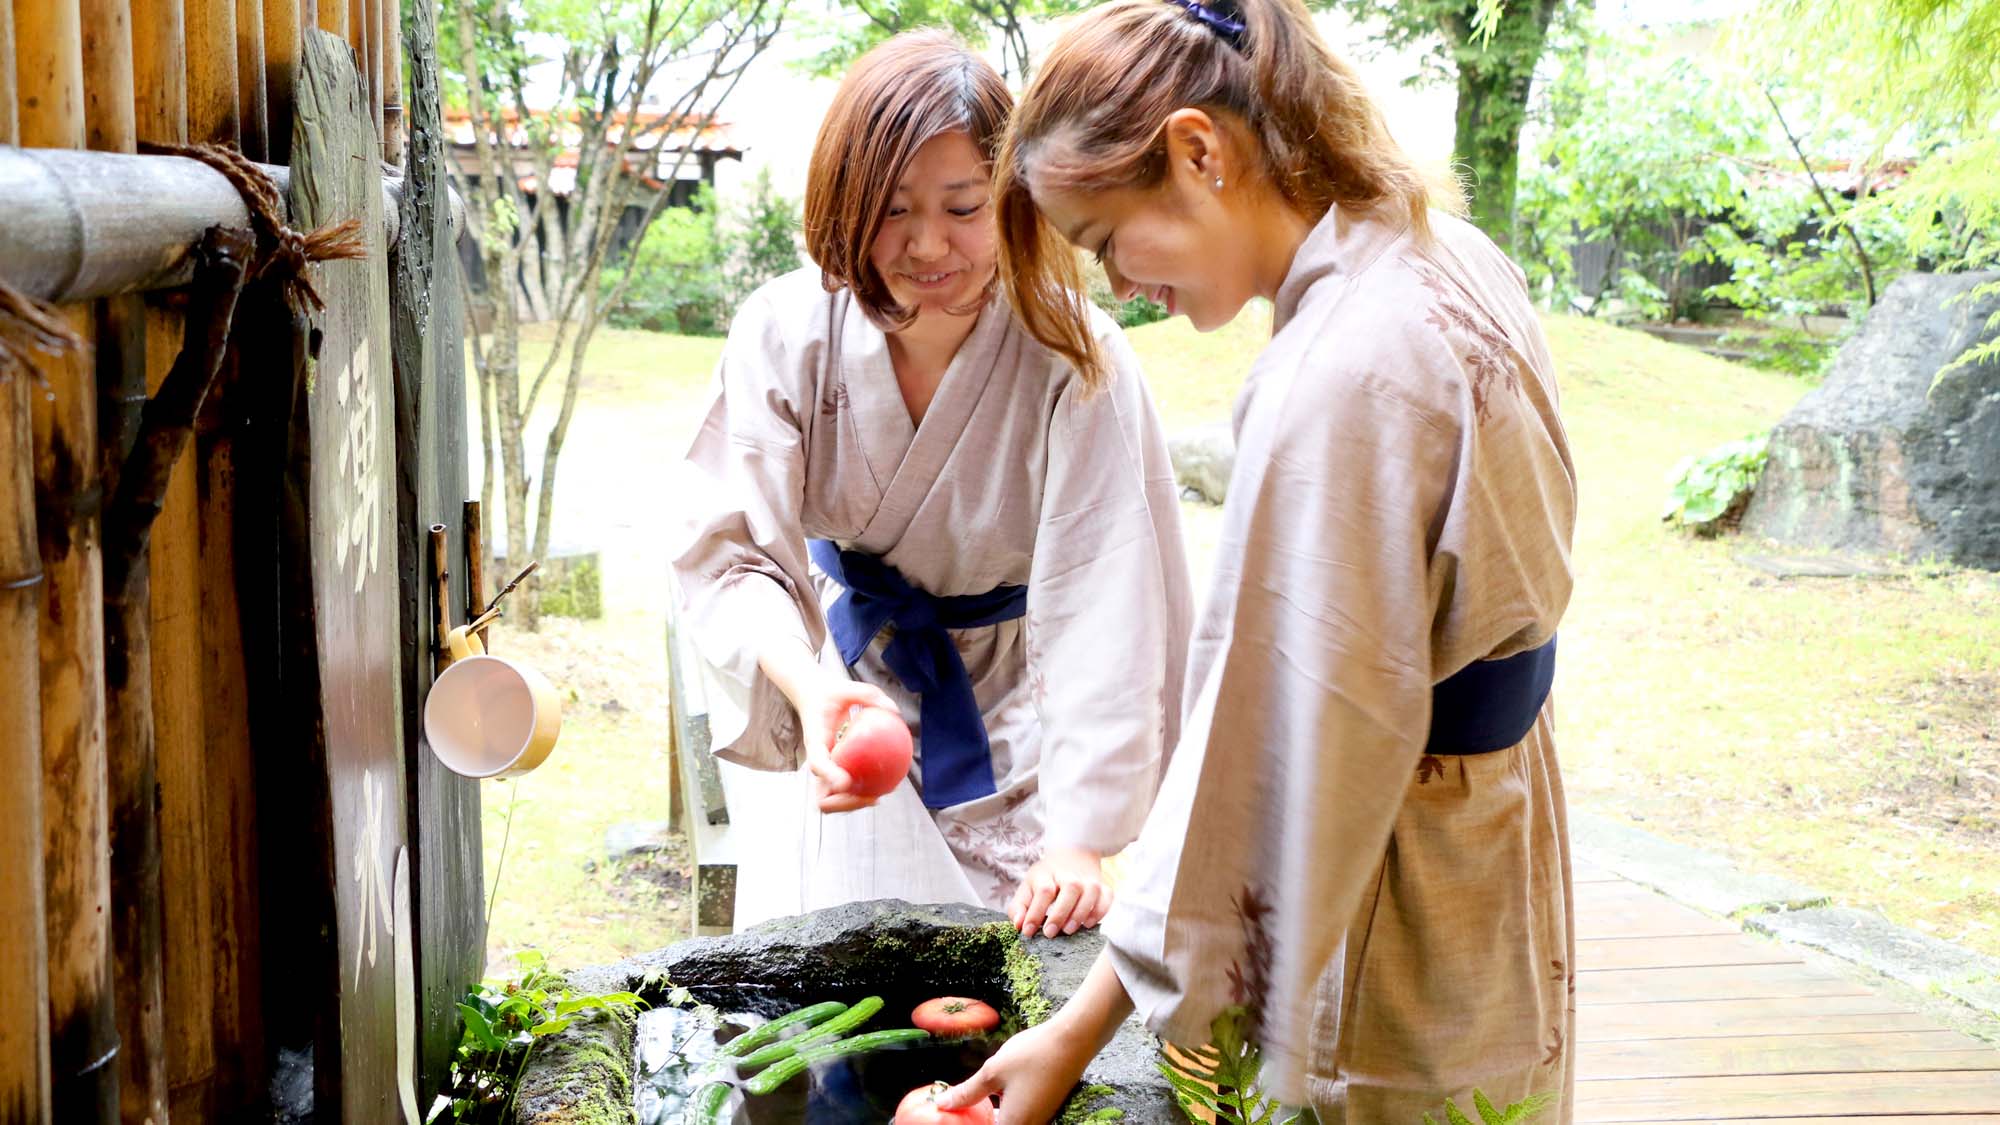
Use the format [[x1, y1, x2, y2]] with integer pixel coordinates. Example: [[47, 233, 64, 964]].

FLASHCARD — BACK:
[[868, 130, 998, 318], [1029, 165, 1264, 332]]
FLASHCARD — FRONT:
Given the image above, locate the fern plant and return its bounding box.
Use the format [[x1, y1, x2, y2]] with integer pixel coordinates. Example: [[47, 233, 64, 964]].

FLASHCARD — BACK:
[[1158, 1006, 1301, 1125], [1424, 1089, 1555, 1125]]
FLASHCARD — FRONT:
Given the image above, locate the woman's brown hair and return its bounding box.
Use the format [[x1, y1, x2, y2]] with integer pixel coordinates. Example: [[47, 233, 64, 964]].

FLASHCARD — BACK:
[[996, 0, 1453, 383], [803, 30, 1012, 332]]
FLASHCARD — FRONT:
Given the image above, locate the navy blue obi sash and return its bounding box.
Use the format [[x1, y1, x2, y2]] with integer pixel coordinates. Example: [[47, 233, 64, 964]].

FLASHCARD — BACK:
[[1425, 634, 1557, 756], [808, 540, 1028, 808]]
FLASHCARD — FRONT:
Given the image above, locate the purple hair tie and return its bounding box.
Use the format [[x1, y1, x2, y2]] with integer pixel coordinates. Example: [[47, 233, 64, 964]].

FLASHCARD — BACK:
[[1165, 0, 1247, 47]]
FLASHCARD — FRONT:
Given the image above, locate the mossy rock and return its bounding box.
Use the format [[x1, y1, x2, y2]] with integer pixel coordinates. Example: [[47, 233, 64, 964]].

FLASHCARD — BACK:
[[551, 900, 1175, 1122]]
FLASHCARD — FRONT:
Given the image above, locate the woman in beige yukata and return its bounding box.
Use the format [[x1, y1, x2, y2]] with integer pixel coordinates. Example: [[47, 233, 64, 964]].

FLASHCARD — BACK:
[[669, 31, 1193, 939], [940, 0, 1578, 1120]]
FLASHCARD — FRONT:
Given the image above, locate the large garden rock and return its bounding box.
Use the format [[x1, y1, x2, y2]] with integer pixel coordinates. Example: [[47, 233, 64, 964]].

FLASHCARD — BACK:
[[1170, 422, 1235, 505], [1743, 271, 2000, 568], [531, 900, 1178, 1123]]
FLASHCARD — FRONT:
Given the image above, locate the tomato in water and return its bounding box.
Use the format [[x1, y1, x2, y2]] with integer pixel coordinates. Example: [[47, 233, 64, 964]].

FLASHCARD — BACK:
[[895, 1081, 995, 1124], [830, 704, 913, 798], [910, 997, 1000, 1038]]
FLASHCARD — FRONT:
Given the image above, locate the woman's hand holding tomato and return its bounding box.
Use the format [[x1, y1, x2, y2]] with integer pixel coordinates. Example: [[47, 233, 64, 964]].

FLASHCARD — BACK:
[[896, 1081, 995, 1124], [1010, 845, 1112, 938], [796, 676, 906, 813]]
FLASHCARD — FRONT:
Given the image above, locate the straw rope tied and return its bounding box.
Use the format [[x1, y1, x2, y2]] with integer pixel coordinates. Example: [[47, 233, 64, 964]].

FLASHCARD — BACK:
[[0, 280, 85, 386], [1166, 0, 1247, 48], [140, 140, 370, 316]]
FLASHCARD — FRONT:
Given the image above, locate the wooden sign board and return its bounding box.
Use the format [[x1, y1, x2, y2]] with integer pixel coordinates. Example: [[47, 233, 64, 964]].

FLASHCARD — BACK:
[[290, 27, 417, 1123]]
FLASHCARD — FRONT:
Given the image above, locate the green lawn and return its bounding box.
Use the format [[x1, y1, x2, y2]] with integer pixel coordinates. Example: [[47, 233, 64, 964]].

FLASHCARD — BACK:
[[476, 308, 2000, 978]]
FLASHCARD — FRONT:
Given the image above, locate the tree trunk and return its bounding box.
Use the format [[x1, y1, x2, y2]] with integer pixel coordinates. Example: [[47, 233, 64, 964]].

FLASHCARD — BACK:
[[1448, 0, 1560, 254]]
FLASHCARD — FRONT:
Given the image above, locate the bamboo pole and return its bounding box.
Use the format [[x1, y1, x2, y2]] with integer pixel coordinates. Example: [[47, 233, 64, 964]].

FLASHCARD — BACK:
[[183, 3, 259, 1113], [463, 500, 486, 649], [261, 0, 297, 163], [350, 0, 371, 131], [316, 0, 341, 51], [185, 0, 240, 146], [79, 2, 176, 1120], [0, 0, 15, 144], [13, 2, 117, 1119], [382, 0, 400, 165], [236, 0, 269, 160], [1, 361, 54, 1125], [131, 0, 187, 142]]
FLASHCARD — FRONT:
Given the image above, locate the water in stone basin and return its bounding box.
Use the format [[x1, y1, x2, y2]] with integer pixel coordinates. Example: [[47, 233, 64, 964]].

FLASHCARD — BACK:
[[637, 1003, 1004, 1124]]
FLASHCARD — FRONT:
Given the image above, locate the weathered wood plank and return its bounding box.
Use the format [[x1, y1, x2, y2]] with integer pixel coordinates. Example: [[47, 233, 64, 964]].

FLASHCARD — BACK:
[[1581, 997, 1929, 1043], [1576, 1069, 2000, 1121], [1578, 963, 1871, 1005], [1577, 935, 1800, 972], [1, 335, 54, 1125], [291, 26, 413, 1123], [391, 0, 481, 1100], [1576, 895, 1739, 941], [1578, 1029, 2000, 1080]]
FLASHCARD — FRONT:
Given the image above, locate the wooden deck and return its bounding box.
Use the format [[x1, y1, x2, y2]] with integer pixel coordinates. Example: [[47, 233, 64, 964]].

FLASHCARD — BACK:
[[1572, 858, 2000, 1122]]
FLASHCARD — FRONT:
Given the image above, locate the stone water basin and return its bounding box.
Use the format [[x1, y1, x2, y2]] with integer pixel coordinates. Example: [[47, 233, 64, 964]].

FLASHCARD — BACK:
[[512, 900, 1177, 1123]]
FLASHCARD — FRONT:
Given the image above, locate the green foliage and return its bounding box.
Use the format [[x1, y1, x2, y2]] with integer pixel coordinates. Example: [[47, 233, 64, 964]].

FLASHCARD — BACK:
[[798, 0, 1085, 81], [435, 949, 647, 1124], [603, 174, 803, 336], [1082, 261, 1170, 329], [1422, 1089, 1555, 1125], [1662, 433, 1769, 534], [1159, 1006, 1300, 1125], [1515, 32, 1766, 317]]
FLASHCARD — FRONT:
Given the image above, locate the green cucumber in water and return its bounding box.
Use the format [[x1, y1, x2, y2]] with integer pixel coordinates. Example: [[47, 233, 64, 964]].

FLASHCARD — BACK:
[[734, 996, 885, 1070], [716, 1001, 847, 1058], [741, 1028, 933, 1096], [689, 1080, 734, 1124]]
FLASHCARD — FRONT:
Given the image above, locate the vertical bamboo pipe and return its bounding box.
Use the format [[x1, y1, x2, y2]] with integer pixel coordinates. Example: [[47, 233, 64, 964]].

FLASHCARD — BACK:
[[132, 0, 188, 141], [185, 0, 259, 1113], [1, 365, 54, 1125], [80, 1, 175, 1120], [261, 0, 296, 165], [235, 0, 269, 159], [382, 0, 400, 164], [185, 0, 240, 146], [0, 0, 18, 143], [463, 501, 486, 650], [131, 0, 216, 1118], [13, 1, 118, 1119], [316, 0, 342, 51], [349, 0, 371, 130]]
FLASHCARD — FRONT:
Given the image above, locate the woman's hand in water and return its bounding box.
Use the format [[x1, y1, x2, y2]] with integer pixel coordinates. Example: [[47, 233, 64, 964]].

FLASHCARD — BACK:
[[940, 953, 1132, 1124], [798, 678, 901, 814], [1011, 845, 1110, 937]]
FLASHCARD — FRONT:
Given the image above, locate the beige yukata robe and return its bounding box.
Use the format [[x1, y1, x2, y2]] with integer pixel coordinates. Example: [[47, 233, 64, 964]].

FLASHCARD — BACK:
[[1101, 207, 1578, 1122], [670, 267, 1193, 927]]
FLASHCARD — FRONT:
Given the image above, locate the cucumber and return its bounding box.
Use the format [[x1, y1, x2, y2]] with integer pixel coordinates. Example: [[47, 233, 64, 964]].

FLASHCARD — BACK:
[[689, 1080, 734, 1124], [741, 1028, 932, 1097], [734, 995, 885, 1071], [716, 1001, 848, 1058]]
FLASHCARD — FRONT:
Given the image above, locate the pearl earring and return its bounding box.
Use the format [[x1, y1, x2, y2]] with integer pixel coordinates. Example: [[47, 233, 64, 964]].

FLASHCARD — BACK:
[[1213, 177, 1224, 190]]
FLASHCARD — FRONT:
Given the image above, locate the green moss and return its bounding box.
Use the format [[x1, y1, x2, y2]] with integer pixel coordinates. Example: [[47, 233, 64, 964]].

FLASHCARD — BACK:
[[998, 929, 1052, 1028], [520, 1007, 637, 1125], [1058, 1085, 1125, 1124], [539, 554, 603, 619]]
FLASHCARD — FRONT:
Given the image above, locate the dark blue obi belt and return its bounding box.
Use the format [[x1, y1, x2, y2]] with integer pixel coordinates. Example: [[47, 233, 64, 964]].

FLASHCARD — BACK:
[[1426, 634, 1557, 755], [808, 541, 1026, 809]]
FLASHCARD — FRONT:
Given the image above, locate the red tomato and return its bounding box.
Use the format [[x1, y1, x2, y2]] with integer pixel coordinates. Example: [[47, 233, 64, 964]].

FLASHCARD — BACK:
[[831, 705, 913, 798], [910, 997, 1000, 1037], [895, 1082, 995, 1124]]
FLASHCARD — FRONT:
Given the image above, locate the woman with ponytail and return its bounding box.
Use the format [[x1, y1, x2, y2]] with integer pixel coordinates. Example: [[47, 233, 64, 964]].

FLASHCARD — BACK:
[[669, 31, 1192, 938], [941, 0, 1578, 1120]]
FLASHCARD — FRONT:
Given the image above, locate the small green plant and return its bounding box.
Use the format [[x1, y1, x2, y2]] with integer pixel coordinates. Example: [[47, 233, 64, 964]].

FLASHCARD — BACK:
[[1423, 1089, 1555, 1125], [1159, 1006, 1300, 1125], [433, 948, 646, 1124], [1662, 432, 1770, 534]]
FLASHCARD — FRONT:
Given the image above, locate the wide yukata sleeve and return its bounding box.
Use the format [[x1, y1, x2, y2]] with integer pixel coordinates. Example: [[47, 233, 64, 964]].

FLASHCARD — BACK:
[[1101, 330, 1461, 1104], [668, 287, 826, 771], [1026, 320, 1195, 855]]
